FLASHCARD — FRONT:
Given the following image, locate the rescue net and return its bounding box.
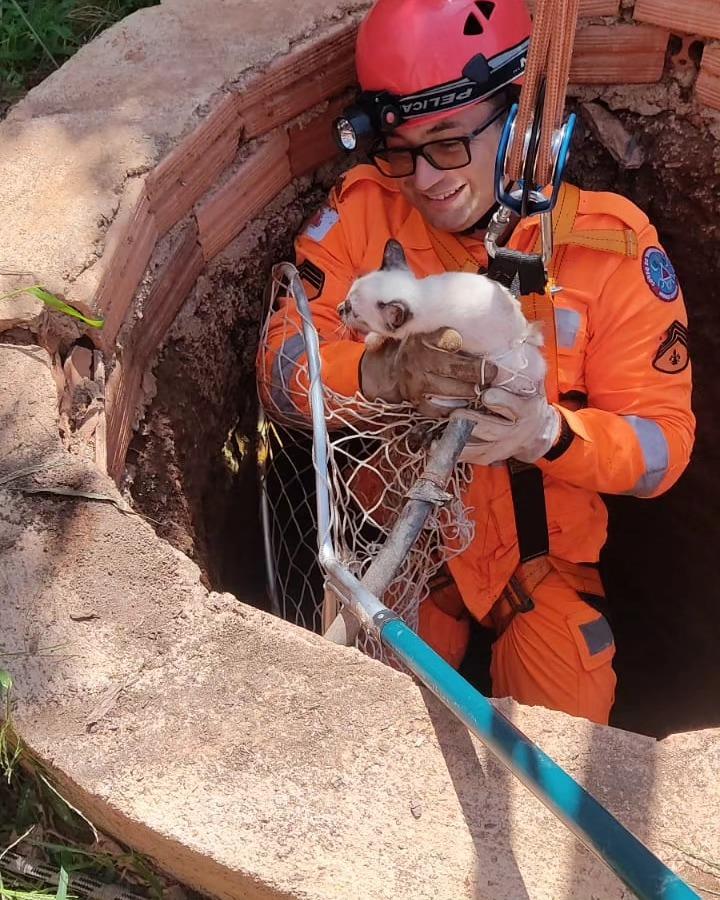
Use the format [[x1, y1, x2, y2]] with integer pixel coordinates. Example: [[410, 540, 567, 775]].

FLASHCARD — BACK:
[[256, 265, 475, 661]]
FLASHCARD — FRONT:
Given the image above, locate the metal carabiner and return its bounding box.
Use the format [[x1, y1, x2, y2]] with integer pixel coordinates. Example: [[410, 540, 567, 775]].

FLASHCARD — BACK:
[[494, 103, 576, 218]]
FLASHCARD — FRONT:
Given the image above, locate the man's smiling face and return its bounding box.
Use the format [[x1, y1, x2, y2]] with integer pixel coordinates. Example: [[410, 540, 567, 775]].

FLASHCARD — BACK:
[[389, 100, 506, 234]]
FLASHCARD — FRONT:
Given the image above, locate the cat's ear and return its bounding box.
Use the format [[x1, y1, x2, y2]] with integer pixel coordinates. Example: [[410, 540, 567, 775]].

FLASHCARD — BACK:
[[378, 300, 410, 331], [381, 239, 410, 272]]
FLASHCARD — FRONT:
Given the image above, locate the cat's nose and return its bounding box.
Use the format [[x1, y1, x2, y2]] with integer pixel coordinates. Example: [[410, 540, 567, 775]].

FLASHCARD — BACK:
[[337, 298, 350, 316]]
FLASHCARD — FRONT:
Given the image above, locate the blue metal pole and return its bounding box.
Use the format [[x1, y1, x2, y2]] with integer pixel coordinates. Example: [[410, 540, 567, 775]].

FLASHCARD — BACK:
[[380, 617, 699, 900]]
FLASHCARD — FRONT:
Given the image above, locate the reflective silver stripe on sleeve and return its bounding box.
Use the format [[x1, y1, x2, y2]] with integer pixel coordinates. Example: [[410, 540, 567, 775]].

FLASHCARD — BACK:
[[623, 415, 669, 497], [270, 333, 308, 415], [554, 308, 581, 349]]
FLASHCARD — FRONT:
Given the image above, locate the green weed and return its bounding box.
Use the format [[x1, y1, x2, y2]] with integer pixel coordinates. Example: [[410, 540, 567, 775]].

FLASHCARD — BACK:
[[0, 286, 104, 329], [0, 671, 21, 784], [0, 672, 166, 899], [0, 0, 159, 98]]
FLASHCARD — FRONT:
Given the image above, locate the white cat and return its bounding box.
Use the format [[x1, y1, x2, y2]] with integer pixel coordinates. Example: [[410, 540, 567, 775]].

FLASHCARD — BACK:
[[338, 239, 547, 398]]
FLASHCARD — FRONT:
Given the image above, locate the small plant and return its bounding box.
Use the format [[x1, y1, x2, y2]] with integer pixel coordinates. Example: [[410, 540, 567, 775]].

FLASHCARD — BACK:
[[0, 672, 164, 899], [0, 286, 103, 329], [0, 670, 21, 784]]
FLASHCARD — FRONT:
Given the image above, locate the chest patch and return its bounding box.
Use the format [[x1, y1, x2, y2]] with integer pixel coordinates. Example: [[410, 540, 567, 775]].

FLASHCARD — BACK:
[[642, 247, 679, 302], [304, 205, 340, 242]]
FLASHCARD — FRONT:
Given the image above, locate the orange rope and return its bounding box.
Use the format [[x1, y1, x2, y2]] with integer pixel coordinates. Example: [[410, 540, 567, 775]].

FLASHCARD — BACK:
[[507, 0, 580, 187]]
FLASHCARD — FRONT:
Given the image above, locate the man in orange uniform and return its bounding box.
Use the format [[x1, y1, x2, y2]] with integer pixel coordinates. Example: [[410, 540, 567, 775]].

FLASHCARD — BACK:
[[264, 0, 695, 724]]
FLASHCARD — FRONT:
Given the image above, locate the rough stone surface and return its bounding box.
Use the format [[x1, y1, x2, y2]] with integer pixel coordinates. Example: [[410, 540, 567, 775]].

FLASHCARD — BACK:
[[0, 0, 368, 308], [0, 342, 62, 472], [2, 344, 720, 900], [0, 294, 45, 334]]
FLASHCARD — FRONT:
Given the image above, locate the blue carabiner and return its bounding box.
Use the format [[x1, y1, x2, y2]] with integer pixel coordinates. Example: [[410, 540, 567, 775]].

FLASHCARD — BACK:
[[494, 103, 576, 217]]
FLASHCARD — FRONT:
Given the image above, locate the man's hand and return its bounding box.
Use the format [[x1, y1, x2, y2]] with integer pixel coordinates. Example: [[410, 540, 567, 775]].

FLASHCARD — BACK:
[[359, 329, 497, 418], [457, 387, 561, 465]]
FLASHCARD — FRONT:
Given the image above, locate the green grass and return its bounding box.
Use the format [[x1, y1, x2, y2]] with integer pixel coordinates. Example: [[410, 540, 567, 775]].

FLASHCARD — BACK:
[[0, 0, 159, 99], [0, 671, 197, 900]]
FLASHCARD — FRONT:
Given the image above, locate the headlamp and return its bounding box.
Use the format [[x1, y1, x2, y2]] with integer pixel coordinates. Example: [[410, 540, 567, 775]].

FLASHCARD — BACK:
[[331, 43, 529, 153], [332, 105, 374, 152]]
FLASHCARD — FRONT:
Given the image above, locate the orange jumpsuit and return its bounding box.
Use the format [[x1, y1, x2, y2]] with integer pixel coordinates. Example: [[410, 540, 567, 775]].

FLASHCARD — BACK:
[[263, 165, 695, 724]]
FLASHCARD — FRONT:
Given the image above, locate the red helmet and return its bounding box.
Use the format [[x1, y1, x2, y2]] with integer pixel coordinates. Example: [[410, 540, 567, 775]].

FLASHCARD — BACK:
[[355, 0, 531, 132]]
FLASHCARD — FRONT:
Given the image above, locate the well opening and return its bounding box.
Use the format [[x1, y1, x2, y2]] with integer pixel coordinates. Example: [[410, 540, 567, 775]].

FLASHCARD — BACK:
[[5, 4, 720, 895], [126, 95, 720, 739]]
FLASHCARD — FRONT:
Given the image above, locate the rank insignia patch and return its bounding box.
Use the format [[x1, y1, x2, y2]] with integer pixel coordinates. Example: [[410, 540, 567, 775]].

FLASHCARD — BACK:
[[642, 247, 679, 302], [298, 260, 326, 299], [652, 320, 689, 374]]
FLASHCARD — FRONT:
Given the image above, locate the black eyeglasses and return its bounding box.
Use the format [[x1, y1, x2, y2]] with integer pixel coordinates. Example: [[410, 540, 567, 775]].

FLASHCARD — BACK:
[[368, 106, 508, 179]]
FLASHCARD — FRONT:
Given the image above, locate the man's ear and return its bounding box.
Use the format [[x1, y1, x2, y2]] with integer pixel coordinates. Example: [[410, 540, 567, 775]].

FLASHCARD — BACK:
[[381, 239, 410, 272], [378, 299, 410, 331]]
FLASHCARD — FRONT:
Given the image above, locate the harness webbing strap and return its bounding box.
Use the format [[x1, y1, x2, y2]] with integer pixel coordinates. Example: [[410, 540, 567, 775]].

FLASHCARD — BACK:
[[532, 183, 638, 260], [426, 225, 553, 564]]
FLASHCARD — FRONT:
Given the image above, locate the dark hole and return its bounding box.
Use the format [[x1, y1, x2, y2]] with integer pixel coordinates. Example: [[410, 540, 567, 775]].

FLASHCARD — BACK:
[[689, 39, 704, 66], [475, 0, 496, 18], [667, 34, 683, 56], [463, 13, 484, 35]]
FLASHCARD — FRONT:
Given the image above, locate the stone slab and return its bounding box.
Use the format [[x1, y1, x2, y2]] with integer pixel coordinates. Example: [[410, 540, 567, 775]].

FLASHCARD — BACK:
[[2, 345, 720, 900]]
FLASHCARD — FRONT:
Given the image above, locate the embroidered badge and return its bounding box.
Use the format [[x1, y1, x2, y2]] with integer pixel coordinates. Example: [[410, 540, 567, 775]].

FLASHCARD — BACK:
[[642, 247, 679, 302], [303, 205, 340, 241], [652, 320, 689, 374], [297, 259, 326, 299]]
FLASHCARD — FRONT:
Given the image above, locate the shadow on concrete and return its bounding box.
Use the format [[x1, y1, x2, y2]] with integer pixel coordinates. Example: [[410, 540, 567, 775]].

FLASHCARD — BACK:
[[421, 688, 532, 900]]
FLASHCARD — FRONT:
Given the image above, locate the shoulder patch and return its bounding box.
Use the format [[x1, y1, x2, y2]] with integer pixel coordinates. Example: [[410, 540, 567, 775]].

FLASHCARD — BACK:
[[303, 205, 340, 242], [297, 259, 325, 300], [653, 320, 689, 374], [642, 247, 679, 302]]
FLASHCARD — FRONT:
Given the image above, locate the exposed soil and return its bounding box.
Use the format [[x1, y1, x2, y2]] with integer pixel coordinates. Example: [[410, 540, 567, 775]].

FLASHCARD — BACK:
[[130, 102, 720, 739], [565, 103, 720, 736]]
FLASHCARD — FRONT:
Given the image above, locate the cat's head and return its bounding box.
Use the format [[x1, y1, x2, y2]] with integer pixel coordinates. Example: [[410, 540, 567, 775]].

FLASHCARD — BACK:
[[338, 240, 420, 337]]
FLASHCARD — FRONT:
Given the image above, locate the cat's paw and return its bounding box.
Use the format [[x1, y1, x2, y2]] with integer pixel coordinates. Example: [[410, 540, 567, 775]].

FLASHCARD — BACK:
[[434, 327, 463, 353], [364, 331, 388, 352]]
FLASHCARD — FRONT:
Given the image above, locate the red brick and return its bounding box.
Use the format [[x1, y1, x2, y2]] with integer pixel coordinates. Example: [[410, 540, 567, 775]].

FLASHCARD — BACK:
[[135, 220, 204, 372], [288, 96, 346, 179], [105, 355, 139, 481], [526, 0, 618, 14], [146, 92, 244, 236], [195, 132, 291, 261], [63, 345, 93, 391], [634, 0, 720, 40], [106, 221, 203, 478], [95, 183, 158, 352], [239, 24, 357, 139], [570, 24, 669, 83], [696, 63, 720, 109], [701, 42, 720, 77]]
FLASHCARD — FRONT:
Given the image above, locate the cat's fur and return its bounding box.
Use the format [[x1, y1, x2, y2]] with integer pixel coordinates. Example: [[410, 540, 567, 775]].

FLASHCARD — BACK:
[[338, 239, 546, 394]]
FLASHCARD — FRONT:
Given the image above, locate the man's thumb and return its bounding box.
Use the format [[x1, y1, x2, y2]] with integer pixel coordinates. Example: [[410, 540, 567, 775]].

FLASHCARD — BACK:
[[480, 388, 522, 421]]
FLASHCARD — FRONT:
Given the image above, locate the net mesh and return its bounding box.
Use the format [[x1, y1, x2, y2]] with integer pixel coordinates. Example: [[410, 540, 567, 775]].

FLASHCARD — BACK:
[[256, 266, 475, 661]]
